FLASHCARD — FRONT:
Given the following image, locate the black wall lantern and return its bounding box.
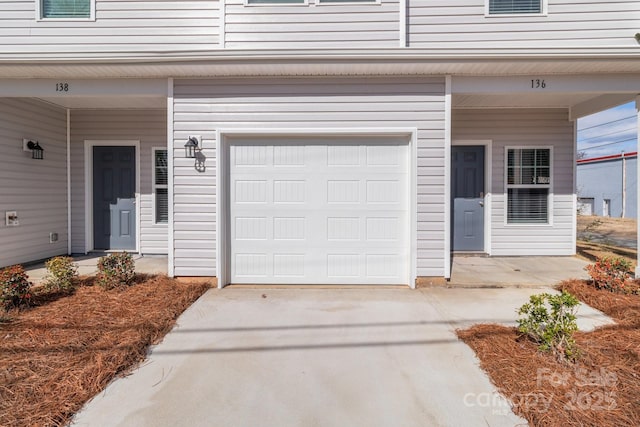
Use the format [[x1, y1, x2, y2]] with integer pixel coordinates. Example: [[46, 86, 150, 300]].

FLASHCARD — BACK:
[[184, 136, 199, 158], [23, 139, 44, 160]]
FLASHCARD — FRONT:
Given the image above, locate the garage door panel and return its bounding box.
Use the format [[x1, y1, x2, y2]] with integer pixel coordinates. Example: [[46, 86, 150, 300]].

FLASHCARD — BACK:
[[229, 138, 410, 285]]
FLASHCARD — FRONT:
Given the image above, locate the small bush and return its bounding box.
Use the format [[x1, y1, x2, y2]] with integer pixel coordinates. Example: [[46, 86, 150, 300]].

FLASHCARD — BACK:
[[517, 291, 580, 362], [585, 256, 632, 293], [0, 265, 32, 310], [44, 256, 78, 293], [97, 252, 135, 289]]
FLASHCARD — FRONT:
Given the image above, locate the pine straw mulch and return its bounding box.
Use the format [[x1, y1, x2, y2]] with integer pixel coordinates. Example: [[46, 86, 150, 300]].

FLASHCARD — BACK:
[[457, 279, 640, 427], [0, 275, 210, 427]]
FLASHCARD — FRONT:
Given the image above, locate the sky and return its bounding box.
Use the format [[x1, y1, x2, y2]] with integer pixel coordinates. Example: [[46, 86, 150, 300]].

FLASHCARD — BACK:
[[577, 102, 637, 159]]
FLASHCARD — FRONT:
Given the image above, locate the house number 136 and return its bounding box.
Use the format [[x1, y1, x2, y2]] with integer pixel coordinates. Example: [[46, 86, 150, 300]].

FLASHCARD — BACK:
[[56, 83, 69, 92], [531, 79, 546, 89]]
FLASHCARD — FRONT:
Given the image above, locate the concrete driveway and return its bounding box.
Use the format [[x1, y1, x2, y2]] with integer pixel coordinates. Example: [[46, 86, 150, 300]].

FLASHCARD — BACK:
[[72, 287, 611, 427], [72, 288, 525, 427]]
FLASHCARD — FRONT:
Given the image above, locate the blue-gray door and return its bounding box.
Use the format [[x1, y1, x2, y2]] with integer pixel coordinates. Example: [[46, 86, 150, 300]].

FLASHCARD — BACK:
[[93, 146, 136, 250], [452, 146, 485, 251]]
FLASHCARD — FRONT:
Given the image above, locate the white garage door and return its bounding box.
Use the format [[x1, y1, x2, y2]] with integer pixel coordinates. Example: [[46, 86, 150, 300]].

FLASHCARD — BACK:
[[228, 137, 410, 285], [577, 198, 594, 216]]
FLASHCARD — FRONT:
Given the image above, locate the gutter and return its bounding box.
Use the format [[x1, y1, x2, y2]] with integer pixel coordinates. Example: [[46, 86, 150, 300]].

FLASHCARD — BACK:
[[577, 151, 637, 164], [2, 47, 640, 64]]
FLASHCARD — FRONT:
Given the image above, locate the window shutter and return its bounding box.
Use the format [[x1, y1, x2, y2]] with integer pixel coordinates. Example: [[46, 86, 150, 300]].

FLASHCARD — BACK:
[[489, 0, 541, 14], [42, 0, 90, 18]]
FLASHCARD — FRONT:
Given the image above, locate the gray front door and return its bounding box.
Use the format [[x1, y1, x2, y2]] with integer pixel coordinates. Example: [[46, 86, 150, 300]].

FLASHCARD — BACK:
[[452, 146, 484, 251], [93, 146, 136, 250]]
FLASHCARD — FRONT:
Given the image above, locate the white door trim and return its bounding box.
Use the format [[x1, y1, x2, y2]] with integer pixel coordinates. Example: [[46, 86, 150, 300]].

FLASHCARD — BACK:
[[451, 139, 493, 255], [84, 140, 141, 253], [216, 128, 418, 289]]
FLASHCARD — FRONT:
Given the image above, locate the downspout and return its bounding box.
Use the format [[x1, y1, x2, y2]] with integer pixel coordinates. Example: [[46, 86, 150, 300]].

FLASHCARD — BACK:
[[399, 0, 406, 47], [443, 75, 452, 280], [636, 95, 640, 279], [67, 109, 71, 255], [622, 151, 626, 218]]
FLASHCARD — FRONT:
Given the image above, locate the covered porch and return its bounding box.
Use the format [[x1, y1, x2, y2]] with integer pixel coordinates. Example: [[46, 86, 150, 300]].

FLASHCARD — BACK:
[[448, 74, 640, 278], [0, 79, 169, 270]]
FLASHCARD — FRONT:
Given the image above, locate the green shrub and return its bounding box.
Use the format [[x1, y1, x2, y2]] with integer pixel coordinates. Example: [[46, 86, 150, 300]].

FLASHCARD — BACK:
[[585, 256, 632, 293], [97, 252, 135, 289], [0, 265, 32, 310], [44, 256, 78, 293], [517, 291, 580, 362]]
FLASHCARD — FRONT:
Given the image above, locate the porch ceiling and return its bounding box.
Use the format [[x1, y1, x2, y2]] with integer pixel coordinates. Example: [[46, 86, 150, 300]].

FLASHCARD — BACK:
[[453, 93, 598, 109], [37, 96, 166, 109]]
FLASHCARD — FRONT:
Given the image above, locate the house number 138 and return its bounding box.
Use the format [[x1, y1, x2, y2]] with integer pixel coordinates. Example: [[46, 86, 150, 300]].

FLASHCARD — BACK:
[[531, 79, 546, 89], [56, 83, 69, 92]]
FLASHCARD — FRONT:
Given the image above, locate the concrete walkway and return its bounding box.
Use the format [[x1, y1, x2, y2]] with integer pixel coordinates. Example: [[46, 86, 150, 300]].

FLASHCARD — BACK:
[[71, 287, 613, 427], [450, 256, 590, 287]]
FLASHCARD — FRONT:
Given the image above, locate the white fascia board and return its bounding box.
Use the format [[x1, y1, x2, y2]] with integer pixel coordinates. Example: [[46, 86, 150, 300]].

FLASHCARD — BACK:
[[0, 79, 167, 97], [453, 75, 640, 95]]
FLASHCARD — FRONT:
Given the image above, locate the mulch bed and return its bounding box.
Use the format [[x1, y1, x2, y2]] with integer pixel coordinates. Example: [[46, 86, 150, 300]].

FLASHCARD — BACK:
[[0, 275, 210, 427], [457, 279, 640, 427]]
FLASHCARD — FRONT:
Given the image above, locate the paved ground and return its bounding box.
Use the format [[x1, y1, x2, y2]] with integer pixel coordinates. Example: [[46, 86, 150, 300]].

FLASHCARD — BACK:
[[450, 256, 590, 287], [72, 286, 612, 427]]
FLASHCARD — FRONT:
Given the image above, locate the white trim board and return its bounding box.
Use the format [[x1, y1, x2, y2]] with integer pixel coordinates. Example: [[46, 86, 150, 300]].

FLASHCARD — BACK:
[[84, 140, 141, 253], [443, 76, 452, 278], [167, 78, 175, 277], [216, 127, 418, 289]]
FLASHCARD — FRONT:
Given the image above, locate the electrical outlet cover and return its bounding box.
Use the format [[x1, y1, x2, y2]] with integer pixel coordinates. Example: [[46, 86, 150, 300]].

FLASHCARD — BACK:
[[5, 211, 18, 226]]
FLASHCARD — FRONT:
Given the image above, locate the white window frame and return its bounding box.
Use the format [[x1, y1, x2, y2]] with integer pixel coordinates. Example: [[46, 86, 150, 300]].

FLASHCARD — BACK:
[[504, 146, 553, 226], [485, 0, 547, 17], [152, 147, 169, 226], [317, 0, 380, 5], [244, 0, 308, 7], [36, 0, 96, 22]]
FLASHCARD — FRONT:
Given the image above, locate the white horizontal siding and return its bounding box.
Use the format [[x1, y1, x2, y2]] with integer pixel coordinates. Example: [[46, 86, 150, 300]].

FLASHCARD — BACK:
[[0, 0, 220, 55], [0, 98, 68, 268], [70, 109, 167, 254], [172, 77, 446, 278], [409, 0, 640, 49], [452, 108, 575, 256], [224, 0, 400, 49]]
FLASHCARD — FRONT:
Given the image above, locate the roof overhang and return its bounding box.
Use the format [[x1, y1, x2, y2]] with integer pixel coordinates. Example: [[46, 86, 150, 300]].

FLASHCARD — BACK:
[[2, 48, 640, 79]]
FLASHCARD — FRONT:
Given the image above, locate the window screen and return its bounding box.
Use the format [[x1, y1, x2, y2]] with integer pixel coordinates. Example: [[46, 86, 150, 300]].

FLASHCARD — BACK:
[[489, 0, 541, 14], [154, 149, 168, 224], [42, 0, 91, 18], [506, 148, 551, 224]]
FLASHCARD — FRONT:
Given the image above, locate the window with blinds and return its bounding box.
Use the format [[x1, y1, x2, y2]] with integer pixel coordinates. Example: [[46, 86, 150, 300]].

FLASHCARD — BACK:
[[153, 149, 168, 224], [506, 148, 551, 224], [42, 0, 91, 18], [247, 0, 305, 4], [488, 0, 542, 14]]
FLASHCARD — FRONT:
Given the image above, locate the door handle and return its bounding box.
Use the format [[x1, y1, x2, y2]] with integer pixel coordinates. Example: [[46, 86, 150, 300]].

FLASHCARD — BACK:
[[479, 201, 484, 207]]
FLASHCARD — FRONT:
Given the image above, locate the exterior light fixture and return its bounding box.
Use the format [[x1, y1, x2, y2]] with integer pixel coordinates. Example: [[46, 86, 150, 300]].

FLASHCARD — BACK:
[[23, 139, 44, 160], [184, 136, 199, 158]]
